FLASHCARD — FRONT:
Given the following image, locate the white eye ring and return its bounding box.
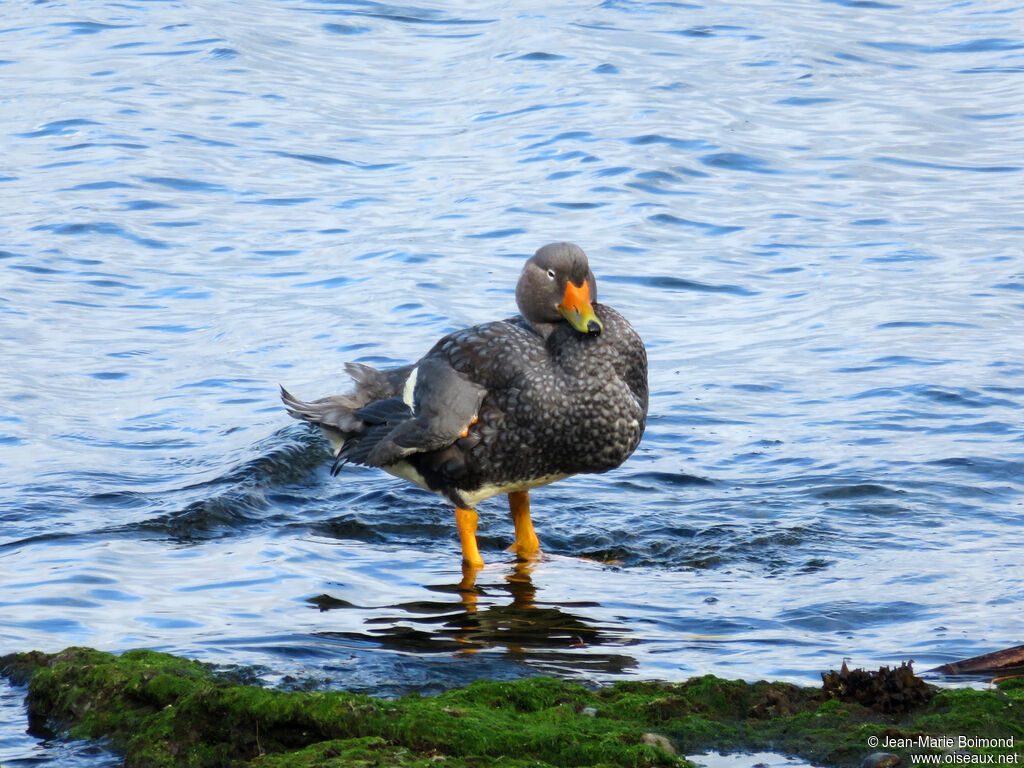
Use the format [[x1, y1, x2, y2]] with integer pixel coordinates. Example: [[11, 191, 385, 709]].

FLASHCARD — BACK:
[[546, 269, 556, 280]]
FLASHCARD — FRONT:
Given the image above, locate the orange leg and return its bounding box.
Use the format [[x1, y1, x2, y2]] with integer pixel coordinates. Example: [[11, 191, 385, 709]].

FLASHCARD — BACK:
[[455, 507, 485, 569], [506, 490, 541, 560]]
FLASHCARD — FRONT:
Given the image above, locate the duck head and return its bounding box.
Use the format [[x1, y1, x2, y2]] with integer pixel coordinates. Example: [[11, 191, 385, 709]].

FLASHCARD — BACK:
[[516, 242, 602, 337]]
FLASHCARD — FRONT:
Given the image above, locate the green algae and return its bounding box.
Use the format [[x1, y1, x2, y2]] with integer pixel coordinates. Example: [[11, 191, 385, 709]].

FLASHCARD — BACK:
[[2, 648, 1023, 768]]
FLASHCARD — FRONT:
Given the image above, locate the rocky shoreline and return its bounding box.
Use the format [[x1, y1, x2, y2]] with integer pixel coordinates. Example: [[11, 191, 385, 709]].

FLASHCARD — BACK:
[[2, 648, 1021, 768]]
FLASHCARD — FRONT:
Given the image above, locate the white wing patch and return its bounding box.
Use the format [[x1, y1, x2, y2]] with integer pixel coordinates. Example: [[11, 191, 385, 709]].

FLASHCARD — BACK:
[[402, 366, 419, 411]]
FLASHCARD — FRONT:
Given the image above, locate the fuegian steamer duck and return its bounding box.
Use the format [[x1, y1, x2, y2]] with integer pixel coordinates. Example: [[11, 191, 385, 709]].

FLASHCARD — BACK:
[[281, 242, 648, 575]]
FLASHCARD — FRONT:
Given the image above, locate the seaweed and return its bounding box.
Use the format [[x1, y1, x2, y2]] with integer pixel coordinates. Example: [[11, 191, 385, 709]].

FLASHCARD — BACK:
[[821, 661, 934, 713], [2, 648, 1022, 768]]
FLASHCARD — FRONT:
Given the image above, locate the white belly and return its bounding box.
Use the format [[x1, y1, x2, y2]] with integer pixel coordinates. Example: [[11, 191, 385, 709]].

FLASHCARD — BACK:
[[457, 473, 571, 508], [382, 461, 570, 509]]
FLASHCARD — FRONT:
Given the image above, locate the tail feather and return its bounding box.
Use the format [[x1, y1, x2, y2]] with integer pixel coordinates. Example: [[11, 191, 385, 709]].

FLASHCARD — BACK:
[[280, 386, 351, 456], [342, 362, 395, 401], [280, 363, 414, 467], [280, 383, 364, 424]]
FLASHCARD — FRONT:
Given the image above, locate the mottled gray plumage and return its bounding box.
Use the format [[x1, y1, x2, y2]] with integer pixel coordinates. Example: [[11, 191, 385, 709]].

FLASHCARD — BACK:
[[281, 242, 648, 510]]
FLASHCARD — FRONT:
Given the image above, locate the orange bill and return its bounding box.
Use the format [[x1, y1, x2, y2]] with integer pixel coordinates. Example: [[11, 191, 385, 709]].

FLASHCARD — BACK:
[[557, 279, 603, 334]]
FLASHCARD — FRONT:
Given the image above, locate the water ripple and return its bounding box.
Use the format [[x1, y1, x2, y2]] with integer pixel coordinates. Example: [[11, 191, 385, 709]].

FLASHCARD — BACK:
[[2, 0, 1024, 762]]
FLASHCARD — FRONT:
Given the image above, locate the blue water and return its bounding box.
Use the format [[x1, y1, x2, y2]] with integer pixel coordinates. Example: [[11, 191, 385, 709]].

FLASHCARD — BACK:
[[2, 0, 1024, 764]]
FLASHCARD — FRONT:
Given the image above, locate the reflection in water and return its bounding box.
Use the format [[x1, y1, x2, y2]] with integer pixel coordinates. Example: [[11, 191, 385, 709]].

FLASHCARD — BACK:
[[309, 559, 637, 676]]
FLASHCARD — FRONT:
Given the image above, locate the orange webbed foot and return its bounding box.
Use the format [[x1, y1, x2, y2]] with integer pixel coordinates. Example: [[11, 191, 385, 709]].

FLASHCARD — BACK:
[[506, 490, 542, 561]]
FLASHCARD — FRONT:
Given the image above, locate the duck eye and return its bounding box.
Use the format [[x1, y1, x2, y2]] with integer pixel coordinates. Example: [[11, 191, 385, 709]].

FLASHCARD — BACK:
[[546, 269, 556, 280]]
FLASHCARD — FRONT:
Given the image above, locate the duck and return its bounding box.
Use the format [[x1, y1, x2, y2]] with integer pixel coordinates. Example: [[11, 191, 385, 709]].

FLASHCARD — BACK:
[[281, 242, 648, 575]]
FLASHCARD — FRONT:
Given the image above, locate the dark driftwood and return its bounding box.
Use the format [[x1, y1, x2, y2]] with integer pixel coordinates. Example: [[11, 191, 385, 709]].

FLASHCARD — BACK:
[[932, 644, 1024, 676]]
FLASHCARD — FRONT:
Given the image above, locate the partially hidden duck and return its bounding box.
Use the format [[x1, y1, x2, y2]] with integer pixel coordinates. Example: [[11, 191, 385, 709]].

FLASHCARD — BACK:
[[282, 242, 648, 576]]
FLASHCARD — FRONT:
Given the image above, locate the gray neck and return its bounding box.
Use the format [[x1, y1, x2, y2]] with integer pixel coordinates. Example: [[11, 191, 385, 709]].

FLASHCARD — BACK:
[[526, 318, 558, 340]]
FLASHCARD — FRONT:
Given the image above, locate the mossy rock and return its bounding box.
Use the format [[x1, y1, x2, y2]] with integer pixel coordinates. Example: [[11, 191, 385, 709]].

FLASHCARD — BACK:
[[2, 648, 1023, 768]]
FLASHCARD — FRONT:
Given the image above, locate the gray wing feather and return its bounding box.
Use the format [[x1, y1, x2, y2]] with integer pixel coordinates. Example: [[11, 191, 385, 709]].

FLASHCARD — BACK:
[[364, 357, 487, 466], [280, 363, 415, 456], [282, 359, 484, 469]]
